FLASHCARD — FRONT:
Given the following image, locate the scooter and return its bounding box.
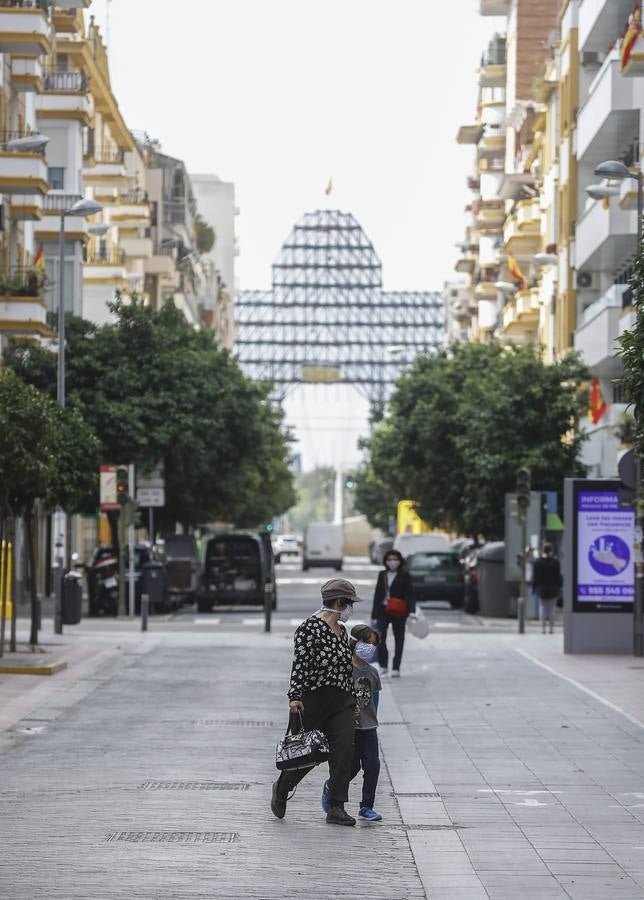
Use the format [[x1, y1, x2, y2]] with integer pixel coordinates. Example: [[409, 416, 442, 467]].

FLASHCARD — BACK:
[[87, 546, 119, 616]]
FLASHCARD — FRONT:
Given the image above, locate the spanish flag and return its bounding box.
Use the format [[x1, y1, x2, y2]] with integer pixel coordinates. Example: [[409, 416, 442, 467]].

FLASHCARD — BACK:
[[507, 252, 526, 290], [621, 6, 641, 72], [589, 377, 607, 425], [33, 243, 45, 271], [325, 177, 333, 196]]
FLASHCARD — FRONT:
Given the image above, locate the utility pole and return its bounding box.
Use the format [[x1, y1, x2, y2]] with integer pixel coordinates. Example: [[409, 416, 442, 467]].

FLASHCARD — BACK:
[[516, 468, 531, 635]]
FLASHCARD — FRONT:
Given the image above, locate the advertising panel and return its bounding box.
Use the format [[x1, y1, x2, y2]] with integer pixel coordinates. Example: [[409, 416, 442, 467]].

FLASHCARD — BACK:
[[573, 482, 634, 613]]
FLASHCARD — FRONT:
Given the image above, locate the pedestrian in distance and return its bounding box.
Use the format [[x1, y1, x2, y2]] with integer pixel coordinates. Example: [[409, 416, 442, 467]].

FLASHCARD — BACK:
[[347, 624, 383, 822], [371, 549, 415, 676], [271, 577, 361, 826], [531, 543, 562, 634]]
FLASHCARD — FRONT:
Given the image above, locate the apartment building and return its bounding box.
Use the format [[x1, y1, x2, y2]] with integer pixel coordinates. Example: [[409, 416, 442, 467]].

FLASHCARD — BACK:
[[0, 0, 52, 347]]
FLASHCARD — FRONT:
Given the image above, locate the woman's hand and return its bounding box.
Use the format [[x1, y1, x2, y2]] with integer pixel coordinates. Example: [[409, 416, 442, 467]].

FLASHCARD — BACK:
[[289, 700, 304, 713]]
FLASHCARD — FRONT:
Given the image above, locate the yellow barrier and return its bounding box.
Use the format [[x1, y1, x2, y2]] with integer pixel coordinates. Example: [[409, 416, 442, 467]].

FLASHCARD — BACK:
[[0, 540, 13, 623]]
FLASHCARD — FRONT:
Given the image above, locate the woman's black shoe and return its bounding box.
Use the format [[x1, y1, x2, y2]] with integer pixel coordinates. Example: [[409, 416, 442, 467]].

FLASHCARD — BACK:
[[326, 805, 356, 826], [271, 780, 287, 819]]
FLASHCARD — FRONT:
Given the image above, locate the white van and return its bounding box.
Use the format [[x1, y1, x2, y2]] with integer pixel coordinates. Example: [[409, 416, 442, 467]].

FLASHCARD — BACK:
[[393, 532, 450, 559], [303, 523, 343, 571]]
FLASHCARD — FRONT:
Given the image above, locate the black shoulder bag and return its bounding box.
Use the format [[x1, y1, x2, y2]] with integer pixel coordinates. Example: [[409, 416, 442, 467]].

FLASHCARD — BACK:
[[275, 711, 330, 771]]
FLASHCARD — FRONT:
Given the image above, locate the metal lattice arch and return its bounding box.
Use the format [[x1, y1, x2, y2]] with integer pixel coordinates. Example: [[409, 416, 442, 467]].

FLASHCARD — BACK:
[[235, 210, 444, 406]]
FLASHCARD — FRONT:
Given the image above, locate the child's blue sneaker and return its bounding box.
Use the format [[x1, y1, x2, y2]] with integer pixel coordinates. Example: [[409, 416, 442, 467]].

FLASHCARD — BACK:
[[321, 779, 331, 813], [359, 807, 382, 821]]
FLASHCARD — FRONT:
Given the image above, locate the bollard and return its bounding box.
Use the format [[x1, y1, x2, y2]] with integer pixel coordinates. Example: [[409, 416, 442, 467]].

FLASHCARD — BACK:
[[141, 593, 149, 632]]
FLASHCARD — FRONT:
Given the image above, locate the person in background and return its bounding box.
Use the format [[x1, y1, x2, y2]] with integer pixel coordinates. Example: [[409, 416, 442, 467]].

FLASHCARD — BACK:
[[371, 549, 414, 677], [531, 543, 562, 634]]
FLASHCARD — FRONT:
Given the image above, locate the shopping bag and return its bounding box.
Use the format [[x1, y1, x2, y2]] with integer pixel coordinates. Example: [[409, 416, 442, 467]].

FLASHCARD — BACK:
[[406, 610, 430, 639]]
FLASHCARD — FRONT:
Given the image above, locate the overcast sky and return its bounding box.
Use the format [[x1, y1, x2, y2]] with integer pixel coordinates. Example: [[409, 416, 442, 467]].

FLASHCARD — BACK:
[[93, 0, 501, 470]]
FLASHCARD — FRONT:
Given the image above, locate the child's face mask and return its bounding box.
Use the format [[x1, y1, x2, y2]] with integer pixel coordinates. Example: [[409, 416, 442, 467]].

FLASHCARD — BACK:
[[354, 641, 377, 662]]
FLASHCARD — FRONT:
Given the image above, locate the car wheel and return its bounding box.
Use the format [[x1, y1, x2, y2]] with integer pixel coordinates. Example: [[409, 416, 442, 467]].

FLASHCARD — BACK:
[[197, 597, 212, 614], [335, 564, 342, 572], [302, 563, 309, 571]]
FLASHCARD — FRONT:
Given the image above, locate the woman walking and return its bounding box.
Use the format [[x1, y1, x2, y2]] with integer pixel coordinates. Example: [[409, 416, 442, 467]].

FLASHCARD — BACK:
[[271, 578, 361, 826], [371, 549, 414, 677]]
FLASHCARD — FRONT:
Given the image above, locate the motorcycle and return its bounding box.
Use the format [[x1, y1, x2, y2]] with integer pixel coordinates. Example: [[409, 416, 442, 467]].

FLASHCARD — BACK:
[[87, 545, 119, 616]]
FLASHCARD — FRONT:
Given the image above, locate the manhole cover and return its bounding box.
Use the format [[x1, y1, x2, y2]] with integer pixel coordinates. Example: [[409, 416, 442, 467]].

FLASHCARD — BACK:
[[394, 792, 440, 798], [192, 720, 275, 727], [140, 781, 249, 791], [106, 831, 239, 843]]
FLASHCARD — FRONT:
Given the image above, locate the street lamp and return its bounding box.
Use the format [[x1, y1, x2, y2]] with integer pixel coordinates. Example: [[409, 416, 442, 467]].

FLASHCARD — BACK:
[[53, 196, 102, 635], [585, 183, 621, 201], [594, 159, 642, 246], [3, 134, 49, 154]]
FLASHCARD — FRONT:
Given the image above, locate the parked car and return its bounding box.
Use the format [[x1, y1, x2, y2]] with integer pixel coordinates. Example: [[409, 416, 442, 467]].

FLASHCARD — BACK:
[[161, 534, 200, 608], [272, 533, 299, 562], [197, 531, 277, 612], [451, 538, 475, 560], [303, 522, 343, 571], [372, 537, 394, 566], [394, 532, 450, 559], [407, 550, 465, 608]]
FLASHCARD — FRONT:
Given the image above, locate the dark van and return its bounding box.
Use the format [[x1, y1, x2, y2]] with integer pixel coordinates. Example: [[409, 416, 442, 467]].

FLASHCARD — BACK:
[[197, 531, 277, 612]]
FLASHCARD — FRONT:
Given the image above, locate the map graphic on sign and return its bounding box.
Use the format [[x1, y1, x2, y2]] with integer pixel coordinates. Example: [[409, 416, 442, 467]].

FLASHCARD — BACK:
[[588, 535, 630, 576]]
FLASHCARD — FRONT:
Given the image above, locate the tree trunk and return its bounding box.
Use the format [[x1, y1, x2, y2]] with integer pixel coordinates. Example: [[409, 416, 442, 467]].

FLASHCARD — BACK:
[[26, 511, 38, 648]]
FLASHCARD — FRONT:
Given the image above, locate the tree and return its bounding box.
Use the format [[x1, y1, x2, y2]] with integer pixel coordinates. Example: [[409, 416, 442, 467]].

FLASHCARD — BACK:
[[194, 214, 215, 255], [0, 370, 59, 645], [352, 458, 398, 534], [288, 467, 336, 533], [366, 342, 588, 539], [5, 297, 295, 530], [618, 246, 644, 454]]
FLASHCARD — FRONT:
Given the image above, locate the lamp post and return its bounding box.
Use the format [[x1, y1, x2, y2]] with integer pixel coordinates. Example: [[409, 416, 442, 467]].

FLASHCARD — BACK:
[[53, 197, 102, 634], [594, 160, 643, 656]]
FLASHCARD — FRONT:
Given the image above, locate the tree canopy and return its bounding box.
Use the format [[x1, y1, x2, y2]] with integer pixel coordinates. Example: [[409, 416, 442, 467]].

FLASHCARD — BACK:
[[4, 298, 295, 528], [618, 248, 644, 453], [357, 341, 588, 539]]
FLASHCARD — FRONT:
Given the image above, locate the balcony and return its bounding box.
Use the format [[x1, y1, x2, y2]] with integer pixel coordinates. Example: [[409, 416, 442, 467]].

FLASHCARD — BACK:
[[574, 284, 626, 375], [0, 133, 48, 196], [11, 193, 42, 220], [503, 199, 541, 257], [500, 288, 540, 340], [479, 0, 509, 13], [456, 124, 483, 145], [455, 254, 477, 275], [52, 6, 83, 33], [54, 0, 91, 6], [475, 200, 505, 232], [120, 236, 153, 260], [11, 56, 43, 93], [478, 38, 507, 89], [579, 0, 633, 55], [83, 146, 127, 188], [37, 68, 90, 125], [0, 1, 50, 56], [576, 53, 644, 164], [144, 245, 176, 277], [111, 189, 151, 228], [36, 194, 88, 240], [84, 243, 127, 286], [575, 197, 637, 271], [0, 267, 50, 339]]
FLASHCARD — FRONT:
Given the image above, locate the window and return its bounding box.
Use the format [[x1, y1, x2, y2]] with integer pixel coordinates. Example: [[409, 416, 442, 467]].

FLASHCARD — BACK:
[[48, 167, 65, 191]]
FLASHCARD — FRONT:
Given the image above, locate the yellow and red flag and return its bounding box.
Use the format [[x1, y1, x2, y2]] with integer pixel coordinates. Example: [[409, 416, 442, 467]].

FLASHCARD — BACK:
[[33, 243, 45, 271], [589, 377, 607, 425], [621, 5, 641, 72], [507, 252, 526, 290]]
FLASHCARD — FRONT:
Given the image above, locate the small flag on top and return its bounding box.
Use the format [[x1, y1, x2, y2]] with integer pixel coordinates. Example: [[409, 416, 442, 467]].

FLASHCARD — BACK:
[[33, 243, 45, 271], [621, 5, 641, 72], [325, 177, 333, 196], [507, 253, 526, 290], [589, 377, 607, 425]]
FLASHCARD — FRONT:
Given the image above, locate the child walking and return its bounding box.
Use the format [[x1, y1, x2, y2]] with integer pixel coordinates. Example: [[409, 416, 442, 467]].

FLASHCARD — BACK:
[[349, 623, 383, 821]]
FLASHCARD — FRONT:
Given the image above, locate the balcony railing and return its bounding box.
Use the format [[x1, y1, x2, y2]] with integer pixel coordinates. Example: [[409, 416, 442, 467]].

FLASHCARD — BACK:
[[43, 68, 87, 93], [120, 188, 148, 204], [85, 246, 125, 265], [0, 0, 48, 9], [93, 146, 125, 164], [0, 267, 45, 298], [481, 37, 506, 67], [43, 193, 82, 213]]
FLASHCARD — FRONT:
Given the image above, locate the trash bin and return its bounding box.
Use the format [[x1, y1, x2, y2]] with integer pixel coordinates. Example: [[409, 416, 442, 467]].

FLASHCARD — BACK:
[[477, 542, 515, 617], [62, 572, 83, 625], [142, 560, 167, 612]]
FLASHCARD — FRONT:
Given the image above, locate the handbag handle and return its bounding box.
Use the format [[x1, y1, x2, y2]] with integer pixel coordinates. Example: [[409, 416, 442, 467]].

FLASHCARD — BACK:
[[286, 710, 304, 736]]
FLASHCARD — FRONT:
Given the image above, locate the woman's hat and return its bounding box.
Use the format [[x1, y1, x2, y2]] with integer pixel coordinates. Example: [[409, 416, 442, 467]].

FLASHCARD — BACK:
[[320, 578, 363, 603]]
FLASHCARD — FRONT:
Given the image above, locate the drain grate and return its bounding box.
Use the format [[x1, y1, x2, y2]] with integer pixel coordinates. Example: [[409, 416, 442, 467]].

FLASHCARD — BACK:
[[140, 781, 249, 792], [394, 792, 440, 799], [379, 721, 409, 726], [388, 824, 464, 831], [106, 831, 239, 843], [192, 720, 274, 727]]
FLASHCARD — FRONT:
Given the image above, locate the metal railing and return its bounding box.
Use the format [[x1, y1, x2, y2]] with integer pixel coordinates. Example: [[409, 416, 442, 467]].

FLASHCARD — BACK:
[[481, 36, 506, 67], [0, 0, 48, 10], [93, 146, 125, 164], [120, 188, 148, 204], [0, 267, 45, 297], [43, 68, 87, 93], [84, 245, 125, 265], [43, 193, 82, 213]]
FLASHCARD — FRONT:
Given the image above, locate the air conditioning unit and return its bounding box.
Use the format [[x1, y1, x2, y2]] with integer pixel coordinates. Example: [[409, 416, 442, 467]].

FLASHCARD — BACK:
[[576, 270, 597, 290]]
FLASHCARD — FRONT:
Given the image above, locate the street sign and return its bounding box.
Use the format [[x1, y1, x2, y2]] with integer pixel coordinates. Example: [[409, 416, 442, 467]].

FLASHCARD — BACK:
[[136, 487, 165, 507], [100, 464, 126, 511]]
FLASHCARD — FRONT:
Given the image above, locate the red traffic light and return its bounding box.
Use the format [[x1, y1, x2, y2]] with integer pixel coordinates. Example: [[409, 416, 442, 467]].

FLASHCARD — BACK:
[[116, 466, 128, 506]]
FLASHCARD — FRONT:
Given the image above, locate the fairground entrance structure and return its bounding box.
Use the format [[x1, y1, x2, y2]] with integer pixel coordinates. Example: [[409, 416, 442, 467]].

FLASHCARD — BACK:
[[235, 210, 444, 409]]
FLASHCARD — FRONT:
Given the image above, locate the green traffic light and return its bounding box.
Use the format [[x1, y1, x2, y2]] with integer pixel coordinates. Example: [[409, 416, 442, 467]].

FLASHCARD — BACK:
[[345, 479, 354, 490], [265, 523, 274, 533]]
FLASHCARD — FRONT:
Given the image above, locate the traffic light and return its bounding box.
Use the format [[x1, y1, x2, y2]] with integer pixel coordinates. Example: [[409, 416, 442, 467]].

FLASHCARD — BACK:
[[516, 467, 531, 511], [345, 478, 355, 490], [116, 467, 129, 506], [265, 523, 274, 534]]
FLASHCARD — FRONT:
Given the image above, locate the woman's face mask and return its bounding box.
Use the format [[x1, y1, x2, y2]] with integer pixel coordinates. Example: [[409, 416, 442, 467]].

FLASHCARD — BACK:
[[386, 558, 400, 571], [354, 640, 377, 662], [338, 604, 353, 623]]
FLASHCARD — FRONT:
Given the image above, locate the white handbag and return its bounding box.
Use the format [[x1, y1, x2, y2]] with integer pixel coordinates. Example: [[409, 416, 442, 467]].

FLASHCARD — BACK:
[[406, 610, 430, 639]]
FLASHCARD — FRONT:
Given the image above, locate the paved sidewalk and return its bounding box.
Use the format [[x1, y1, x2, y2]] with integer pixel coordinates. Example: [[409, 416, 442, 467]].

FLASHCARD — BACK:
[[0, 626, 642, 898]]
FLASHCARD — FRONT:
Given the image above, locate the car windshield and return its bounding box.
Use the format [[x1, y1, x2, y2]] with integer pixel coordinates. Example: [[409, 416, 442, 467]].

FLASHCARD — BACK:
[[408, 553, 461, 572]]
